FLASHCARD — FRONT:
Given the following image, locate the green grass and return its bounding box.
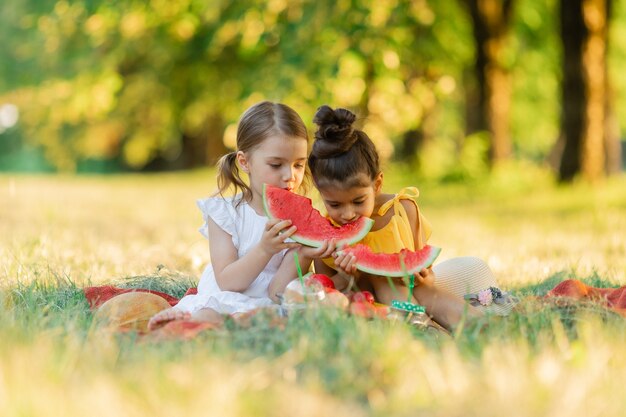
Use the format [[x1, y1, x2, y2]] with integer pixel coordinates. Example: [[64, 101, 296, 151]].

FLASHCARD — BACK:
[[1, 167, 626, 416]]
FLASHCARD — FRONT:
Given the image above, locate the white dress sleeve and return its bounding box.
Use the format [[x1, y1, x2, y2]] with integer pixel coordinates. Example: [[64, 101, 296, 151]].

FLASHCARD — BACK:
[[196, 197, 239, 247], [175, 196, 283, 315]]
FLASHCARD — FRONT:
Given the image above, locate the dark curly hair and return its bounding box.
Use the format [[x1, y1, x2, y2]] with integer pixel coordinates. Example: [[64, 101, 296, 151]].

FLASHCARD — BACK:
[[308, 105, 380, 189]]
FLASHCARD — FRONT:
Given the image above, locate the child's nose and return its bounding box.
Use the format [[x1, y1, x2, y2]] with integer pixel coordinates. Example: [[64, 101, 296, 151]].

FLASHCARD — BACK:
[[341, 209, 356, 222], [283, 167, 296, 181]]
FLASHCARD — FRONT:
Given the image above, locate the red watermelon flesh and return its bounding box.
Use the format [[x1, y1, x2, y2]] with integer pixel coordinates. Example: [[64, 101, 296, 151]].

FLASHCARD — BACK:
[[263, 184, 374, 248], [339, 244, 441, 277]]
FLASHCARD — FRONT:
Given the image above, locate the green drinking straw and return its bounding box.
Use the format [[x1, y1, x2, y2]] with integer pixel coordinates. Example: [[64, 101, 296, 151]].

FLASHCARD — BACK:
[[399, 255, 414, 302], [293, 251, 305, 287], [408, 274, 415, 303]]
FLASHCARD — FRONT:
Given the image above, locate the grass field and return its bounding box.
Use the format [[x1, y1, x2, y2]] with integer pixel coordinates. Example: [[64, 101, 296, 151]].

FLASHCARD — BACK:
[[1, 166, 625, 416]]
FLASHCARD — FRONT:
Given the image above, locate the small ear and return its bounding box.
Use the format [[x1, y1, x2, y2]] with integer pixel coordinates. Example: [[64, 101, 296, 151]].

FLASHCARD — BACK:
[[374, 172, 384, 193], [236, 151, 249, 173]]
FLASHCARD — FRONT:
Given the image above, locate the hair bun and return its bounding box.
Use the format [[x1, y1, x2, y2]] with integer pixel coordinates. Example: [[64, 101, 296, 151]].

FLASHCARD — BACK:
[[312, 105, 358, 158]]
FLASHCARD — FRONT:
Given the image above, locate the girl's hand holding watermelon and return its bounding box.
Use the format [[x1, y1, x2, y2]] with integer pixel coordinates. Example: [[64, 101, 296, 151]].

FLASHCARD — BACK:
[[332, 251, 358, 276], [295, 238, 337, 261], [258, 218, 300, 256]]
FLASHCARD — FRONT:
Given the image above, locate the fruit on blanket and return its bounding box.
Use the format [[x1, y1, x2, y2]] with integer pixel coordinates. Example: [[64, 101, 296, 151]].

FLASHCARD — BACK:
[[319, 289, 350, 311], [282, 275, 325, 305], [338, 244, 441, 277], [263, 184, 374, 247], [306, 273, 336, 290], [349, 301, 390, 319], [351, 290, 375, 304], [94, 292, 171, 333]]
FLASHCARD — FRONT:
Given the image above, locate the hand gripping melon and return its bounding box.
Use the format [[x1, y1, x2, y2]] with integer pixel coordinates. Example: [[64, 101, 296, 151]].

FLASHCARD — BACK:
[[263, 184, 374, 247], [339, 244, 441, 277]]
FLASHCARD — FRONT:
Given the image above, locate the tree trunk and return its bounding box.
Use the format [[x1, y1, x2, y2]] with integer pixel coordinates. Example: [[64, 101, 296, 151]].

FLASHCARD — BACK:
[[465, 0, 515, 164], [604, 0, 622, 174], [559, 0, 612, 182]]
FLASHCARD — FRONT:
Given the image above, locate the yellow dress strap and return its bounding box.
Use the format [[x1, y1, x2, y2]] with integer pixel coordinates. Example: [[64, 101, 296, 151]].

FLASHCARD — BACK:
[[377, 187, 420, 216]]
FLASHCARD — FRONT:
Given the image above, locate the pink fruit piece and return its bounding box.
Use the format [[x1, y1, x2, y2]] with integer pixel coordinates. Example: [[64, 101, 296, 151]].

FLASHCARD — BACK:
[[306, 273, 336, 290], [351, 291, 375, 304]]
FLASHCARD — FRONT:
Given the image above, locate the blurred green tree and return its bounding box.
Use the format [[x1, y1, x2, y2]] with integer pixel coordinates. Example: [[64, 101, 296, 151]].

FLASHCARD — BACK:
[[1, 0, 624, 176], [1, 0, 472, 172], [558, 0, 621, 182]]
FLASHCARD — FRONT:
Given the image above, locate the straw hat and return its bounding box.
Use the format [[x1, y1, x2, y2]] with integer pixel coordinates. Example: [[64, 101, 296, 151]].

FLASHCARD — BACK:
[[94, 292, 171, 332], [432, 257, 518, 316]]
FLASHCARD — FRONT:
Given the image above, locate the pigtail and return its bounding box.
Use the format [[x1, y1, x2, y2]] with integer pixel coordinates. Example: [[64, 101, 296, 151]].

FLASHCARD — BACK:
[[215, 151, 251, 205]]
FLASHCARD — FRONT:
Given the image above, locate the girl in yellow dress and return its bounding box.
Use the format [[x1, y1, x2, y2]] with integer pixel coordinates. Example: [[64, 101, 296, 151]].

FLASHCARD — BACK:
[[309, 105, 490, 330]]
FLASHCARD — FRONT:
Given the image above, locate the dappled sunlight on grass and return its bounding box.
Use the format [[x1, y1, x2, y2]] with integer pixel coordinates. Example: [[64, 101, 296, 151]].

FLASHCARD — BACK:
[[1, 169, 626, 415], [0, 330, 368, 417], [3, 169, 625, 288], [1, 171, 215, 285], [1, 300, 624, 416]]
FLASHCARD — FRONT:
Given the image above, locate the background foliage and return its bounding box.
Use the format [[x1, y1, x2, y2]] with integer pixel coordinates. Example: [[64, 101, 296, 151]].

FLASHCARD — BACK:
[[0, 0, 625, 175]]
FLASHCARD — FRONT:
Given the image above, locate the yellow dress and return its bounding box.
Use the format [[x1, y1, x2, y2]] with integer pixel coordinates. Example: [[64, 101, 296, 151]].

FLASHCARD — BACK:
[[361, 187, 432, 253]]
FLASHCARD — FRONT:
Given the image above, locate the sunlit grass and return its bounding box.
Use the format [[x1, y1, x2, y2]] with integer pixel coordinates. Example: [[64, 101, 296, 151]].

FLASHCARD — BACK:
[[1, 168, 625, 416]]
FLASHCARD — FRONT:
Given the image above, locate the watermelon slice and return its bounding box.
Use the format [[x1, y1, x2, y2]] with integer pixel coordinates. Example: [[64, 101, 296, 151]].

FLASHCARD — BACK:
[[263, 184, 374, 247], [339, 244, 441, 277]]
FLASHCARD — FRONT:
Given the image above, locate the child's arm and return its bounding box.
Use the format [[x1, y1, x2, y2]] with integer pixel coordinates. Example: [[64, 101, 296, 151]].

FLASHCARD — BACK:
[[400, 199, 428, 248], [209, 217, 299, 292], [398, 199, 437, 290]]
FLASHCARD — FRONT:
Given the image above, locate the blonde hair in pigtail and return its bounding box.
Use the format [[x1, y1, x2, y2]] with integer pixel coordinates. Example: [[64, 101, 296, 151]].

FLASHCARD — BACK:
[[215, 151, 251, 204]]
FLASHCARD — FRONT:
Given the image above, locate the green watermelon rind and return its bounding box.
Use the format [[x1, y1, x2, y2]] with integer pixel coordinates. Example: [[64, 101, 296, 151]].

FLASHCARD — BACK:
[[262, 184, 374, 248], [341, 245, 442, 278]]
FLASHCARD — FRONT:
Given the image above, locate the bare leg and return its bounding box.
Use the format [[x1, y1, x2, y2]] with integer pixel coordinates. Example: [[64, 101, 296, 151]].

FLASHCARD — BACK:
[[413, 285, 482, 330], [370, 276, 410, 305]]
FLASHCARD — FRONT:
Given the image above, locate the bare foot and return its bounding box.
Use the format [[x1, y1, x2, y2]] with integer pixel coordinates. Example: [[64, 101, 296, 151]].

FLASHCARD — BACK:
[[147, 307, 191, 331], [190, 308, 225, 325]]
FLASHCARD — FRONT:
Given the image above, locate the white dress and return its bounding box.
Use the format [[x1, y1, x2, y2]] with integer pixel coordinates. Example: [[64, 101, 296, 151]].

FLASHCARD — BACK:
[[174, 195, 286, 315]]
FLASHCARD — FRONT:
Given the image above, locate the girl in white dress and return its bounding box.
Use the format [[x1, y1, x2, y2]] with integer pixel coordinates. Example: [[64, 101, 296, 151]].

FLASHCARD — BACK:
[[148, 102, 333, 330]]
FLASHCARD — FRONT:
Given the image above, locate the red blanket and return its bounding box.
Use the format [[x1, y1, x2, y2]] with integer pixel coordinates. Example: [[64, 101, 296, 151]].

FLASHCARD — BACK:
[[545, 279, 626, 316], [83, 285, 197, 309]]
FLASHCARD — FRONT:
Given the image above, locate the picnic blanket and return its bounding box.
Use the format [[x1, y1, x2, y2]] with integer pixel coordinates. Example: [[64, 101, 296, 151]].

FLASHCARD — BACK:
[[545, 279, 626, 316], [83, 284, 385, 339], [83, 285, 197, 309], [83, 285, 221, 339], [83, 278, 626, 339]]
